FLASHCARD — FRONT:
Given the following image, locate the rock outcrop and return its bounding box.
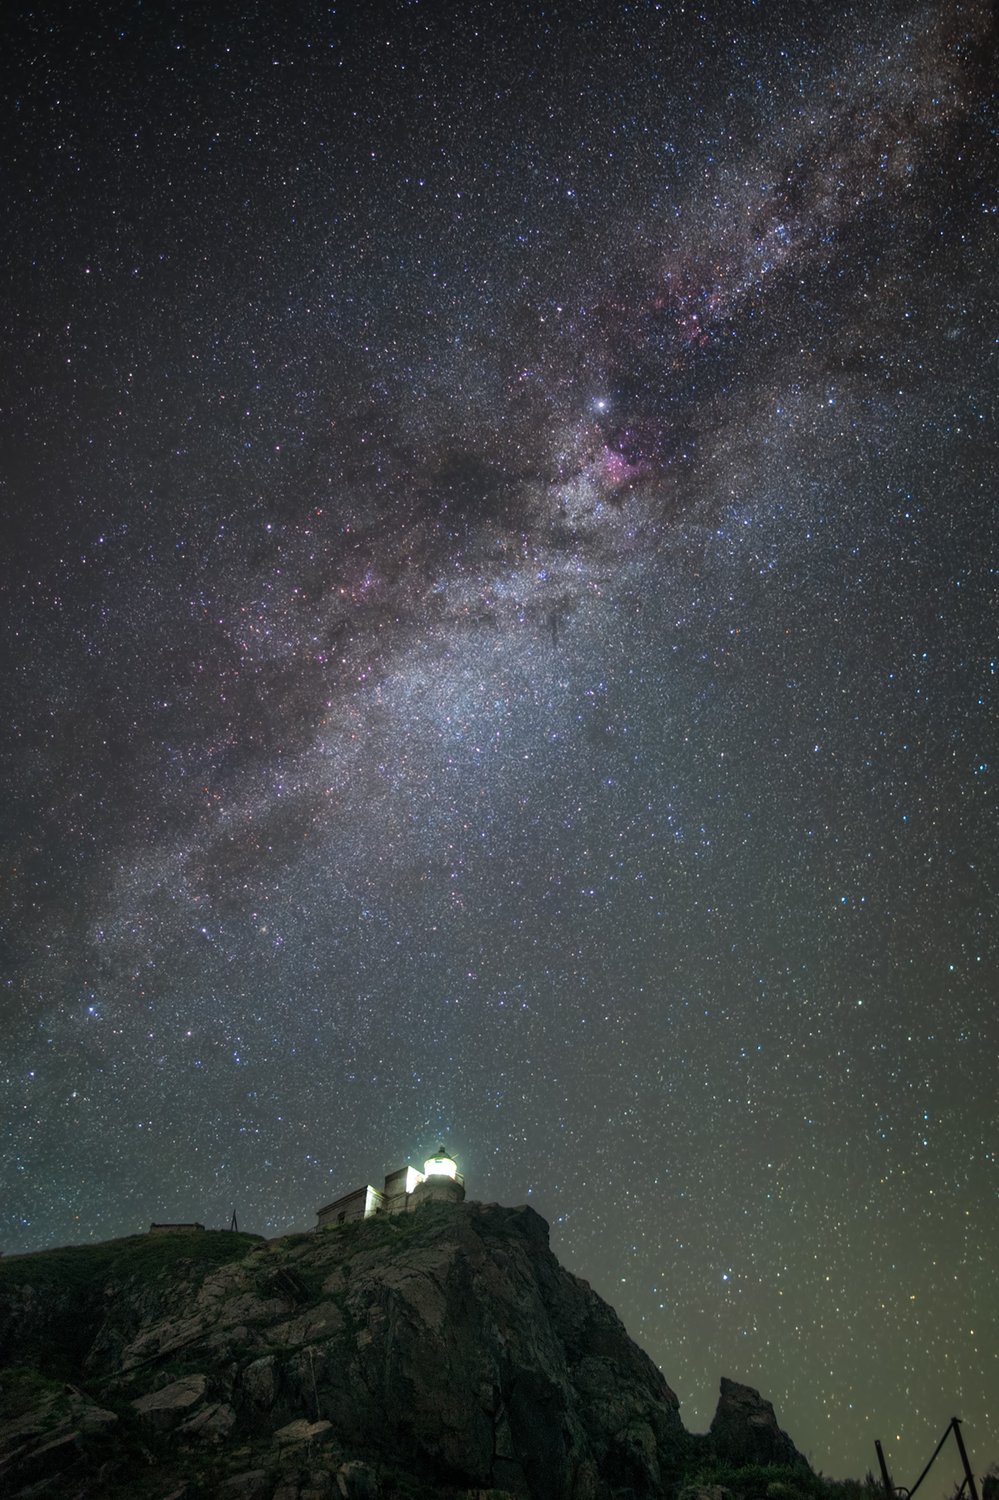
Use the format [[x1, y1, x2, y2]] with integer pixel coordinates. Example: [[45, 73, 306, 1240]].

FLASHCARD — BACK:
[[708, 1377, 802, 1469], [0, 1201, 807, 1500]]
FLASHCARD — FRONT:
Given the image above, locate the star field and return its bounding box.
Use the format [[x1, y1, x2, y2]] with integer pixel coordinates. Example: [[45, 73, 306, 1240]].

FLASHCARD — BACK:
[[1, 0, 996, 1484]]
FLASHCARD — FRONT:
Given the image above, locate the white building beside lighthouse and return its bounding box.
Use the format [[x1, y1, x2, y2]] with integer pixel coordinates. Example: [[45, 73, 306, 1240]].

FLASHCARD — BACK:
[[316, 1146, 465, 1229]]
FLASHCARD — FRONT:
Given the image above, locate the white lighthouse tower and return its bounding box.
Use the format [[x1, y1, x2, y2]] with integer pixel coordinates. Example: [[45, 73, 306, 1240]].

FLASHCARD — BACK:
[[316, 1145, 465, 1229], [409, 1145, 465, 1209]]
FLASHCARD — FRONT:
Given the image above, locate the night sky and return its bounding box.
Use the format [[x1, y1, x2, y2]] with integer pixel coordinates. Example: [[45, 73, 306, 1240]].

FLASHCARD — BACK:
[[2, 0, 997, 1483]]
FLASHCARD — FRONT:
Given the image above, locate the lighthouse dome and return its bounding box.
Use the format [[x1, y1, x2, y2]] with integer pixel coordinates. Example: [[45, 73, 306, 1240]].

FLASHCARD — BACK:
[[423, 1145, 458, 1180]]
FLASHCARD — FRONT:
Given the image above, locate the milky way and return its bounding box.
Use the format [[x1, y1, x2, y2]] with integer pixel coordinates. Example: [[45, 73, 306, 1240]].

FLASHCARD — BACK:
[[2, 0, 996, 1480]]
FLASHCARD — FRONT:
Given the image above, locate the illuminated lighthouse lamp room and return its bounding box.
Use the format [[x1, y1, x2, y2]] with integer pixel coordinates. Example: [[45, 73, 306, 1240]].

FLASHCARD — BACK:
[[424, 1148, 458, 1179], [316, 1146, 465, 1229]]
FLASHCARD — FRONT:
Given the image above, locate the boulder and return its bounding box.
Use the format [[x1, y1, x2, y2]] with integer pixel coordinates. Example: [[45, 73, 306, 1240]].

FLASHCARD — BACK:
[[241, 1353, 278, 1410], [132, 1373, 208, 1432], [178, 1400, 236, 1442], [218, 1470, 270, 1498], [336, 1459, 379, 1498], [274, 1418, 333, 1445]]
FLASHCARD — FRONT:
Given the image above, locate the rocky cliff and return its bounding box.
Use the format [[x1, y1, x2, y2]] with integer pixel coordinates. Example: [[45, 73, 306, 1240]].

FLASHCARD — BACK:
[[0, 1201, 809, 1500]]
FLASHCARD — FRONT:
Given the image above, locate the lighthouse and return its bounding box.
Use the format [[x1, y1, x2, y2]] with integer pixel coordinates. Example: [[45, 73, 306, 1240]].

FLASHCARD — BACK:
[[409, 1145, 465, 1209], [316, 1145, 466, 1229]]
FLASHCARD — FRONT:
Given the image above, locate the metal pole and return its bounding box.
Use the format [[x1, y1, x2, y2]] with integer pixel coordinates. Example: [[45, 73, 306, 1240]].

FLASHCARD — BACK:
[[909, 1418, 961, 1499], [876, 1440, 895, 1500], [951, 1418, 980, 1500]]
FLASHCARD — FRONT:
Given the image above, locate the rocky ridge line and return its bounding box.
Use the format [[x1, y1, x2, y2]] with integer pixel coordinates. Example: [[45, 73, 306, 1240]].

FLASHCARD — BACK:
[[0, 1200, 809, 1500]]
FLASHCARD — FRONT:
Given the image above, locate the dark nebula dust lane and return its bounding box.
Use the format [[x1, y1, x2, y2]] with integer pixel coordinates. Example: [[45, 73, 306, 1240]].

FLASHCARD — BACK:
[[1, 0, 997, 1480]]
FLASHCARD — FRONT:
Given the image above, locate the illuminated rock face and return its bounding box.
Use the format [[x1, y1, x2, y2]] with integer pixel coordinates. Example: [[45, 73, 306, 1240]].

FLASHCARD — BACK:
[[316, 1146, 465, 1229]]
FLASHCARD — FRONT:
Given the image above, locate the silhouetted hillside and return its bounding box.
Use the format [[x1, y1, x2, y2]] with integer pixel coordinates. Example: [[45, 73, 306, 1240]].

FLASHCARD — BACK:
[[0, 1201, 864, 1500]]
